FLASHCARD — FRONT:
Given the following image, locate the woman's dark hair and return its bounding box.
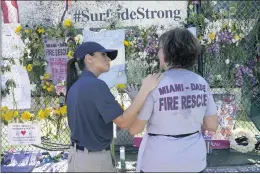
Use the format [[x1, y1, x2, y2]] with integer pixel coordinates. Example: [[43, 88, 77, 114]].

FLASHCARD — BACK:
[[66, 53, 94, 96], [159, 28, 201, 69]]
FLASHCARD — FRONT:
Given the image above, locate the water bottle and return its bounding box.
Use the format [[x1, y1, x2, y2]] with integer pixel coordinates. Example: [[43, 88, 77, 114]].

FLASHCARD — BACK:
[[120, 146, 126, 172], [206, 141, 212, 154]]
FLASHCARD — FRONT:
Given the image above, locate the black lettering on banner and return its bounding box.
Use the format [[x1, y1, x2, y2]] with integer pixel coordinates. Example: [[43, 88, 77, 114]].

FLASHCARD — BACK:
[[74, 7, 182, 23], [174, 10, 181, 21], [121, 8, 129, 20], [137, 8, 145, 19]]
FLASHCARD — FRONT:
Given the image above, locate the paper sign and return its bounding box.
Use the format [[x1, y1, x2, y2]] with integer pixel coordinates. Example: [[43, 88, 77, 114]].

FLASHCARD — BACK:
[[84, 29, 127, 88], [8, 123, 41, 145], [1, 65, 31, 109], [44, 39, 69, 84], [1, 24, 24, 59]]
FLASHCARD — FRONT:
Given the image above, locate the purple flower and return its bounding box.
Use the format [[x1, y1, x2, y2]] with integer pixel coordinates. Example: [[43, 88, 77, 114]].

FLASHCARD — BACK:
[[235, 65, 258, 88], [248, 59, 255, 70], [206, 43, 220, 53], [192, 0, 200, 5], [217, 30, 234, 44]]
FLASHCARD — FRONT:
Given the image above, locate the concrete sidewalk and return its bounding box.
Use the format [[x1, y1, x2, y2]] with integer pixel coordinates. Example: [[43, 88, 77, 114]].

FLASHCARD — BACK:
[[114, 149, 260, 172]]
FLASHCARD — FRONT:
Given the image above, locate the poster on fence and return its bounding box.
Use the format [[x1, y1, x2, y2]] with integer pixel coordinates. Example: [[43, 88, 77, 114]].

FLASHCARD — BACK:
[[8, 123, 41, 145], [1, 24, 31, 109], [202, 88, 241, 148], [44, 39, 69, 84], [84, 29, 127, 88]]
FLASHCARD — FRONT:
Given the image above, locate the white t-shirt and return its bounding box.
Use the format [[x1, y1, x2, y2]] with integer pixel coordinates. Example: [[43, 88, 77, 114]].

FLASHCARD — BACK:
[[138, 69, 217, 172]]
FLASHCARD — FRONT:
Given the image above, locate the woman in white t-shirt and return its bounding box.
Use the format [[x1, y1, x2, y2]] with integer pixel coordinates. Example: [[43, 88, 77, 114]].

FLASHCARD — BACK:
[[128, 28, 218, 172]]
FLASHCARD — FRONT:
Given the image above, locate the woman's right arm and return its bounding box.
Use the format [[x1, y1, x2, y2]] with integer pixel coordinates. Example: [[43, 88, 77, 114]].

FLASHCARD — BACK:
[[202, 85, 218, 132], [114, 74, 163, 129], [93, 74, 163, 129]]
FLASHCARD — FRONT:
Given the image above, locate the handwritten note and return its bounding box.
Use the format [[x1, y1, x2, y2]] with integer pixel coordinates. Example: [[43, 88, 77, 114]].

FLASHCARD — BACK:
[[8, 123, 41, 145]]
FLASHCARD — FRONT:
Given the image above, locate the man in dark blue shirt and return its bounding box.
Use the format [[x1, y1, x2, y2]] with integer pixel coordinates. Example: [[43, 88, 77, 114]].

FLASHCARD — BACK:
[[66, 41, 162, 172]]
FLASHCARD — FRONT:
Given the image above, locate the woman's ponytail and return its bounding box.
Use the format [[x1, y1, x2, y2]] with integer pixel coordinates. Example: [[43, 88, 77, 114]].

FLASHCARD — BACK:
[[66, 58, 78, 96]]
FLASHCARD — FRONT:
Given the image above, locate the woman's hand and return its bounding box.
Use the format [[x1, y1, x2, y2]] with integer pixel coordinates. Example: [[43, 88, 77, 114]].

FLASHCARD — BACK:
[[140, 73, 164, 93], [123, 84, 139, 100]]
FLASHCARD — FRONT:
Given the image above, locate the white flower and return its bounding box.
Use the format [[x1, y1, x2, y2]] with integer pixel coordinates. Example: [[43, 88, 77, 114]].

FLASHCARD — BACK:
[[65, 37, 70, 43], [31, 84, 36, 91], [143, 51, 147, 57], [225, 59, 230, 65], [40, 76, 44, 80], [2, 60, 9, 67], [24, 38, 30, 44], [239, 33, 245, 38], [204, 18, 210, 24], [216, 75, 222, 81], [43, 62, 47, 66], [235, 64, 240, 68], [212, 1, 217, 5], [74, 34, 83, 44]]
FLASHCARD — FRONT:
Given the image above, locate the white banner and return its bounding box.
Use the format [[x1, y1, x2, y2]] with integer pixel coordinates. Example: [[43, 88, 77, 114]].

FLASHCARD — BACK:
[[44, 39, 69, 84], [84, 29, 127, 88], [18, 1, 187, 29], [8, 123, 41, 145]]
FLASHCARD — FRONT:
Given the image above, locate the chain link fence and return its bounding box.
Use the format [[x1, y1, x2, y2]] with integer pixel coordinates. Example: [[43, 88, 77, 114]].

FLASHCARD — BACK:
[[201, 1, 260, 137], [1, 0, 259, 155]]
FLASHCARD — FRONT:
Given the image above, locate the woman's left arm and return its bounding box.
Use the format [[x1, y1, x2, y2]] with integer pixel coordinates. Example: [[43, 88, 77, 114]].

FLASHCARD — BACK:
[[128, 94, 154, 136]]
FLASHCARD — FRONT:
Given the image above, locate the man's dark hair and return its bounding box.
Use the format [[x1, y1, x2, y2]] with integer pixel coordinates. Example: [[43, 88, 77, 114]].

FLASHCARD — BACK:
[[159, 28, 201, 69]]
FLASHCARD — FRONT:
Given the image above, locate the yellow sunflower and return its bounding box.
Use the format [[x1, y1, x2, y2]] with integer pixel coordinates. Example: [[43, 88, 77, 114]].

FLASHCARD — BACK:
[[37, 28, 45, 34], [123, 40, 130, 47], [44, 108, 51, 118], [60, 106, 67, 116], [15, 25, 22, 33], [67, 50, 74, 59], [38, 110, 45, 120], [43, 73, 50, 80], [63, 19, 72, 27], [4, 111, 13, 121], [21, 111, 32, 121], [27, 64, 33, 72], [47, 87, 53, 92], [115, 83, 127, 89], [24, 29, 31, 34]]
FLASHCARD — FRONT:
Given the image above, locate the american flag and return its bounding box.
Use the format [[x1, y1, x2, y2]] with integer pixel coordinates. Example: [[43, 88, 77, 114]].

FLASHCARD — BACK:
[[1, 0, 19, 23]]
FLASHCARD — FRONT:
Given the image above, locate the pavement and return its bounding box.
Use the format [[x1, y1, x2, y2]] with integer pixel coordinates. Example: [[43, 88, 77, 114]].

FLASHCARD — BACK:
[[114, 148, 260, 173]]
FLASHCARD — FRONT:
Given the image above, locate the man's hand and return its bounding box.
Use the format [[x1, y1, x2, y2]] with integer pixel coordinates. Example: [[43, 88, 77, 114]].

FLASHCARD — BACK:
[[123, 84, 139, 100]]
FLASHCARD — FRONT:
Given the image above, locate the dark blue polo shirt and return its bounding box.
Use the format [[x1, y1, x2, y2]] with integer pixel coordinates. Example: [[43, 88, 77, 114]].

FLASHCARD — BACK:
[[66, 70, 124, 150]]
